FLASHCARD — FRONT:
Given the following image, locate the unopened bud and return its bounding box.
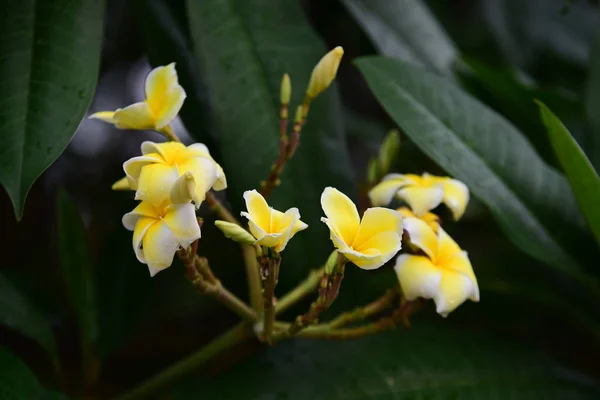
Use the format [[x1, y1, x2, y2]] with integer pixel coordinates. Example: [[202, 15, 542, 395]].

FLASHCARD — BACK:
[[367, 159, 379, 185], [280, 73, 291, 105], [171, 172, 198, 205], [215, 221, 256, 245], [305, 46, 344, 101], [324, 250, 339, 275], [294, 106, 303, 124], [111, 176, 131, 191], [378, 129, 400, 175]]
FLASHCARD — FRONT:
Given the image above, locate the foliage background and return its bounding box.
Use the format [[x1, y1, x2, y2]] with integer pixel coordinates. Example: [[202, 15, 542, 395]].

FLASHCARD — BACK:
[[2, 0, 600, 398]]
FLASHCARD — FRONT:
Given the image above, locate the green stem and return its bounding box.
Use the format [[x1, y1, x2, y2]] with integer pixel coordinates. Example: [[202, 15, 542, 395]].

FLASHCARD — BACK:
[[115, 323, 252, 400], [275, 267, 323, 315]]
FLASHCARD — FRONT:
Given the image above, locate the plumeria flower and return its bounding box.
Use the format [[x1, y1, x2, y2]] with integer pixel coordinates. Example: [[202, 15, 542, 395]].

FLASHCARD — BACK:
[[240, 190, 308, 252], [369, 173, 469, 220], [395, 217, 479, 317], [124, 141, 226, 208], [122, 201, 200, 276], [321, 187, 403, 270], [397, 207, 440, 232], [89, 63, 186, 132]]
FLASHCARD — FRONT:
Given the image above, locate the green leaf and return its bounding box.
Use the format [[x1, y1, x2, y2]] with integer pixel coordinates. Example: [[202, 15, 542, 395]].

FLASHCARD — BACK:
[[536, 101, 600, 246], [341, 0, 457, 75], [0, 0, 105, 219], [56, 192, 98, 360], [585, 27, 600, 169], [355, 56, 594, 276], [185, 0, 356, 284], [130, 0, 215, 151], [0, 273, 58, 362], [0, 347, 68, 400], [172, 327, 600, 399]]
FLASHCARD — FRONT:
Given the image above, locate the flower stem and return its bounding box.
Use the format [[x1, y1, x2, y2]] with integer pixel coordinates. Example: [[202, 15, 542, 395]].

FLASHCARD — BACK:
[[275, 267, 324, 315], [259, 251, 281, 344], [327, 289, 398, 329], [260, 104, 290, 198], [115, 323, 252, 400]]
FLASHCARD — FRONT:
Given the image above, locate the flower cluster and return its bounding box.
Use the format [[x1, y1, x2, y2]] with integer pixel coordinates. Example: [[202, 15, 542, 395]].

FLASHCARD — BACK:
[[369, 172, 479, 316], [91, 64, 226, 276]]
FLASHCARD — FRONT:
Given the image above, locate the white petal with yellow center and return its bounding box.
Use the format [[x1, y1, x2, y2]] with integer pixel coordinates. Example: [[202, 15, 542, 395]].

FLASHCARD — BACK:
[[441, 178, 469, 220], [402, 217, 437, 259], [142, 221, 181, 277], [321, 187, 359, 245], [162, 204, 201, 247], [132, 217, 157, 264], [122, 202, 161, 230], [394, 254, 442, 301], [368, 176, 405, 206], [113, 102, 155, 130], [135, 163, 179, 206], [397, 186, 443, 217], [188, 143, 228, 190], [434, 269, 475, 317], [353, 231, 401, 270], [271, 207, 301, 252], [338, 247, 382, 270], [145, 63, 179, 114], [178, 157, 218, 205], [241, 190, 271, 234], [353, 207, 402, 248], [123, 154, 164, 190]]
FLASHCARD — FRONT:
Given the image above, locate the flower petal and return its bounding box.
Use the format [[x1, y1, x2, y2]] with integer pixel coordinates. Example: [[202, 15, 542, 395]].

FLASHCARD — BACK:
[[155, 85, 186, 130], [123, 154, 164, 190], [434, 269, 475, 317], [113, 102, 155, 130], [402, 217, 438, 259], [122, 202, 160, 231], [353, 207, 402, 249], [142, 220, 181, 276], [436, 227, 462, 262], [111, 176, 131, 191], [178, 157, 218, 205], [242, 217, 266, 241], [132, 217, 156, 264], [353, 231, 401, 270], [89, 111, 116, 123], [321, 187, 359, 245], [441, 251, 479, 302], [397, 186, 443, 217], [441, 178, 469, 220], [188, 144, 228, 191], [135, 163, 179, 206], [394, 254, 442, 301], [254, 232, 283, 248], [321, 217, 350, 252], [242, 190, 271, 233], [141, 141, 185, 163], [162, 203, 201, 247], [271, 208, 302, 252], [368, 177, 405, 206], [338, 247, 382, 270], [145, 63, 178, 114]]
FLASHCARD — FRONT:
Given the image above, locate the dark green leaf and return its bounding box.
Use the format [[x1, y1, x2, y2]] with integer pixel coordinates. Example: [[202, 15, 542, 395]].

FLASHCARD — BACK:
[[342, 0, 457, 75], [0, 347, 68, 400], [0, 0, 105, 219], [56, 192, 98, 359], [585, 27, 600, 169], [0, 273, 58, 362], [536, 101, 600, 246], [355, 56, 594, 277], [172, 326, 600, 399], [185, 0, 356, 284]]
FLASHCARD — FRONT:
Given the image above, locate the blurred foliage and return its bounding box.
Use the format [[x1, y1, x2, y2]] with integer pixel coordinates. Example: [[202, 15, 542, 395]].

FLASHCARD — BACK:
[[1, 0, 600, 399]]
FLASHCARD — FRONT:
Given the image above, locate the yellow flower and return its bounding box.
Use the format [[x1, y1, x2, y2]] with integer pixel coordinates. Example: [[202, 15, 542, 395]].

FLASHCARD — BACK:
[[122, 201, 200, 276], [89, 63, 186, 131], [240, 190, 308, 252], [369, 173, 469, 220], [397, 207, 440, 232], [306, 47, 344, 100], [123, 141, 226, 207], [394, 217, 479, 317], [321, 187, 403, 270]]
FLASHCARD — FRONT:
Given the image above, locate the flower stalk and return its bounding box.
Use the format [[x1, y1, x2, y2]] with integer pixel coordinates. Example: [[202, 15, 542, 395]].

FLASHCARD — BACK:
[[258, 248, 281, 343]]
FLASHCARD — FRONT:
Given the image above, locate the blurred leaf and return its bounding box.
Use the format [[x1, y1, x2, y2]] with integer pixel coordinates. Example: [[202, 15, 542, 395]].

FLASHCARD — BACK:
[[342, 0, 457, 75], [585, 27, 600, 168], [185, 0, 356, 285], [0, 347, 68, 400], [0, 0, 105, 219], [131, 0, 216, 152], [56, 192, 98, 361], [0, 273, 58, 362], [355, 56, 593, 278], [172, 327, 600, 399], [536, 101, 600, 246]]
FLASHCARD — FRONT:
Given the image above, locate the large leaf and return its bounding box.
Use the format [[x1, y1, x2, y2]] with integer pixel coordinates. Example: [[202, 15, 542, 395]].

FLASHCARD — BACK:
[[172, 326, 600, 399], [56, 192, 98, 362], [355, 56, 595, 277], [537, 101, 600, 246], [0, 273, 58, 362], [342, 0, 457, 75], [185, 0, 356, 284], [0, 0, 105, 219], [585, 27, 600, 169], [0, 347, 68, 400]]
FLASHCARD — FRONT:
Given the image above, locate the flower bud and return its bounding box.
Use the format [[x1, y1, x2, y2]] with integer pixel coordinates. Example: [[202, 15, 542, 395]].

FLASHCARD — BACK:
[[379, 130, 400, 175], [367, 159, 379, 185], [170, 172, 198, 205], [305, 46, 344, 101], [111, 176, 131, 191], [215, 221, 256, 245], [324, 250, 339, 275], [280, 73, 291, 105]]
